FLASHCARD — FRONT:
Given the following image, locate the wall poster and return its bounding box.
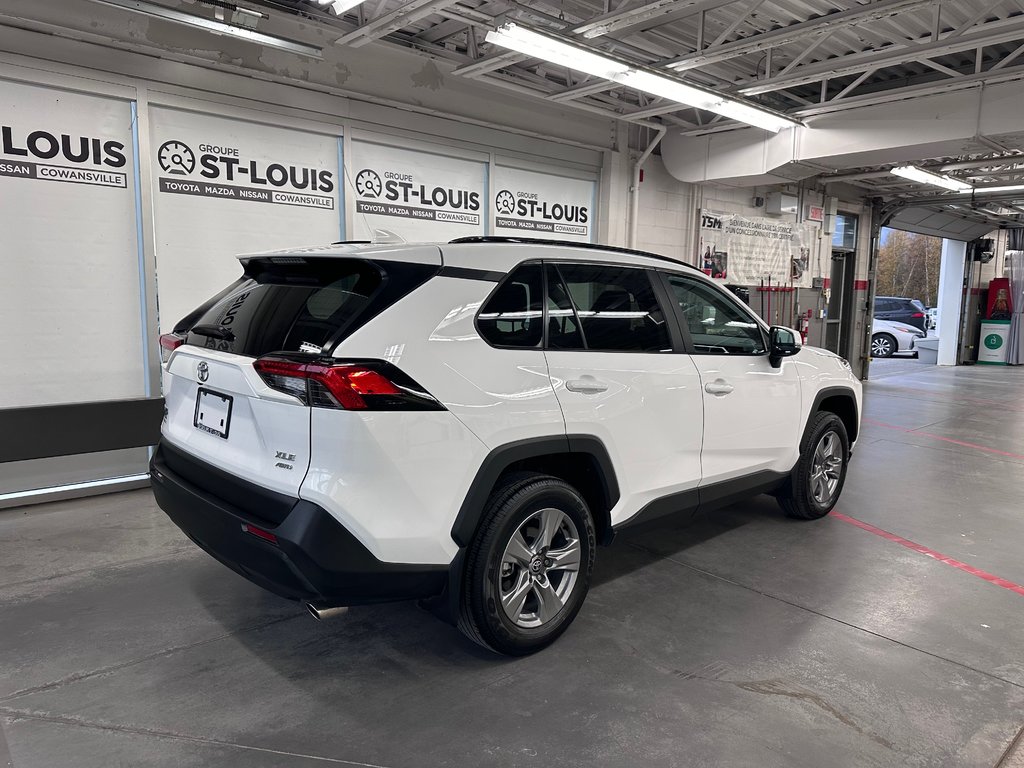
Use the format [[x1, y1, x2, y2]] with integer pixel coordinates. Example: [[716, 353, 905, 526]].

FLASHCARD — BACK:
[[699, 209, 816, 288], [350, 139, 486, 242], [492, 165, 595, 243]]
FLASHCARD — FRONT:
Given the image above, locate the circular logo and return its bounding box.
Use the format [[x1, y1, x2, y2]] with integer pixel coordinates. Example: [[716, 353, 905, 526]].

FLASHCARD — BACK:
[[529, 555, 544, 575], [157, 140, 196, 175], [355, 169, 383, 198], [197, 361, 210, 383], [984, 333, 1003, 350], [495, 190, 516, 216]]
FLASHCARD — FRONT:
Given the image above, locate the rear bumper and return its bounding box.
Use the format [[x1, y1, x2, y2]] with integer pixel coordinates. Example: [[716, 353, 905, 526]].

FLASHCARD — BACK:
[[150, 441, 447, 606]]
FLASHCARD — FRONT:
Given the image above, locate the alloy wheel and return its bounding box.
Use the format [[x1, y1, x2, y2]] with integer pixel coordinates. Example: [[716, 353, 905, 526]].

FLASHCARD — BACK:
[[498, 507, 581, 628], [871, 336, 894, 357], [809, 431, 844, 505]]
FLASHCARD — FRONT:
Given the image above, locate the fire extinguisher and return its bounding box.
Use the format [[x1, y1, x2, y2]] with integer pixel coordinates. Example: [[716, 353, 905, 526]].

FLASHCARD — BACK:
[[799, 309, 811, 344]]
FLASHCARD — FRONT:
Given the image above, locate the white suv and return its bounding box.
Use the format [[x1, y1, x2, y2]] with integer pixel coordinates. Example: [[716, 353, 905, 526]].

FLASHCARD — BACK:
[[152, 238, 861, 655]]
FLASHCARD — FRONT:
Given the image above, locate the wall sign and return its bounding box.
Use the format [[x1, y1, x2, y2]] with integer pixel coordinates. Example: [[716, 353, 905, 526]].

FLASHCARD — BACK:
[[150, 107, 342, 330], [493, 165, 595, 243], [0, 79, 144, 408], [154, 132, 335, 210], [699, 209, 816, 288], [0, 125, 128, 189], [805, 204, 825, 223], [350, 139, 486, 241]]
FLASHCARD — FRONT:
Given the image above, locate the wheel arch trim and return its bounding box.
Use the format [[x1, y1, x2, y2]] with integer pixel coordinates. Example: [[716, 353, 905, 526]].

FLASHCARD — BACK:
[[449, 434, 619, 549], [807, 386, 860, 443]]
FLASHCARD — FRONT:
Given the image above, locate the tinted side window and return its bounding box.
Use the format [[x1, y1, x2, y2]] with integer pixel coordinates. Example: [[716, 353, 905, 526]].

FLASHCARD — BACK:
[[477, 264, 544, 348], [556, 263, 671, 352], [666, 275, 766, 355]]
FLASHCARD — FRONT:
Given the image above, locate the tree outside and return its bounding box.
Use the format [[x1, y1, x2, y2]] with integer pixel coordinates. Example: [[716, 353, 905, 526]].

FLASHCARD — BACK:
[[876, 228, 942, 307]]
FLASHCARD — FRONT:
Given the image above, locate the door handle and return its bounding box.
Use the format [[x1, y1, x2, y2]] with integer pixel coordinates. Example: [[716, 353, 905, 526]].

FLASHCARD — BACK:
[[566, 377, 609, 394], [704, 378, 734, 396]]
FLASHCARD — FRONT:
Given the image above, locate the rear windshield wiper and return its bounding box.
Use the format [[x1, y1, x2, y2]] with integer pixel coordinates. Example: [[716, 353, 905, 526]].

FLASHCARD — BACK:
[[190, 324, 236, 342]]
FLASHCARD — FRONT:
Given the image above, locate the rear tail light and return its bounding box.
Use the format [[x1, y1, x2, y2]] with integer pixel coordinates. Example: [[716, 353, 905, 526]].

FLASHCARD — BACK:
[[253, 357, 444, 411], [159, 332, 186, 363], [911, 312, 925, 318]]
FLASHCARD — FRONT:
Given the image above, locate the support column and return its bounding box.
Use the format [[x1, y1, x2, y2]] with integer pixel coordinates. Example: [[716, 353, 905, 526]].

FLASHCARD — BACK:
[[936, 238, 967, 366]]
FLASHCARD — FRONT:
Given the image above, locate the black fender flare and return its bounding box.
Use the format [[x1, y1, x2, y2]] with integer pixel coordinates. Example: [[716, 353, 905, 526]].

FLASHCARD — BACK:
[[449, 434, 619, 548], [805, 386, 860, 443]]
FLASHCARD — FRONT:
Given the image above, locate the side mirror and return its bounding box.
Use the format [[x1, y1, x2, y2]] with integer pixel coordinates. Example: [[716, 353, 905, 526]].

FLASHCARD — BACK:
[[769, 326, 802, 368]]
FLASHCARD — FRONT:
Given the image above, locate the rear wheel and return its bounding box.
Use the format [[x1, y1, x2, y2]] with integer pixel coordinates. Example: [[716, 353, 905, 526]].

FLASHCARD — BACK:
[[777, 412, 850, 520], [871, 333, 897, 358], [458, 474, 595, 656]]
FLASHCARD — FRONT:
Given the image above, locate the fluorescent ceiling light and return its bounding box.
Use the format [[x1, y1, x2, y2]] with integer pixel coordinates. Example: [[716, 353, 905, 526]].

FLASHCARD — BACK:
[[972, 184, 1024, 194], [485, 22, 631, 80], [484, 23, 798, 133], [315, 0, 367, 15], [88, 0, 323, 58], [890, 165, 973, 192]]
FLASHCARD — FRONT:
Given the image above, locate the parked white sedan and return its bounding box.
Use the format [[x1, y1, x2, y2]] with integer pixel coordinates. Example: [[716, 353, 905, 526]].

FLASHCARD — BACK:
[[872, 317, 926, 357]]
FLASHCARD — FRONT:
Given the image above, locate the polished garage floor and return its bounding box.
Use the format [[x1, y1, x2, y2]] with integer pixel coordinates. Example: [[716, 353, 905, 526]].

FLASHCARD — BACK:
[[3, 365, 1024, 768]]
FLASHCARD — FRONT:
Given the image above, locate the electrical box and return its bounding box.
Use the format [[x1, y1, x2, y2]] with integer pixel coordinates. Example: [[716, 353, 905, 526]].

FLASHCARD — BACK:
[[766, 191, 798, 215]]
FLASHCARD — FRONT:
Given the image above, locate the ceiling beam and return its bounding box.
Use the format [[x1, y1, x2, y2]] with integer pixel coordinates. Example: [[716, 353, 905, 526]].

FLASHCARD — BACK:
[[546, 80, 620, 101], [571, 0, 738, 40], [739, 18, 1024, 96], [450, 49, 529, 76], [335, 0, 459, 47], [666, 0, 940, 71], [706, 0, 765, 49]]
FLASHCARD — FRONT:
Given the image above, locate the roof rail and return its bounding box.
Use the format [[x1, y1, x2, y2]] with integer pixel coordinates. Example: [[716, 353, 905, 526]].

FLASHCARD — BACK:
[[447, 236, 701, 272]]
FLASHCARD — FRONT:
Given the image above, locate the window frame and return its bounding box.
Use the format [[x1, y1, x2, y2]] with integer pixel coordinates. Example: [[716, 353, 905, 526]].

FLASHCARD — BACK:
[[474, 258, 686, 353], [656, 270, 770, 357]]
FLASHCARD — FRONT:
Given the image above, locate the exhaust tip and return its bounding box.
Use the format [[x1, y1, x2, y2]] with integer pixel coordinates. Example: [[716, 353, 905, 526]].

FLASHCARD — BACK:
[[306, 602, 348, 621]]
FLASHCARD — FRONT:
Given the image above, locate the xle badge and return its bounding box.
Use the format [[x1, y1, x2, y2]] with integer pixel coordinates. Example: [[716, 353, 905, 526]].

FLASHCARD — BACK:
[[275, 451, 297, 471]]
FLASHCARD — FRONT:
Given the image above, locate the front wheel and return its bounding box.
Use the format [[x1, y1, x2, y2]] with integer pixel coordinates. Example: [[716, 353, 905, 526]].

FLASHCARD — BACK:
[[871, 333, 896, 357], [458, 474, 595, 656], [777, 412, 850, 520]]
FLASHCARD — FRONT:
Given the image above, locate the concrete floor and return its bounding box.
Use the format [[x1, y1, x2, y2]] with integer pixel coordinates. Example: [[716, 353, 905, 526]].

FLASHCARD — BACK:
[[3, 365, 1024, 767]]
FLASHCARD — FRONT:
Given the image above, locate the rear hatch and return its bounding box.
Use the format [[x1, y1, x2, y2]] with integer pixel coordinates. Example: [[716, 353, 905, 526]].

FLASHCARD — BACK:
[[160, 251, 440, 501]]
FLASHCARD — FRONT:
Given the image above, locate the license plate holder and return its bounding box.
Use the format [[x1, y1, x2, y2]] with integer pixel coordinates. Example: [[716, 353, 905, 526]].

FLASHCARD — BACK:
[[194, 388, 233, 439]]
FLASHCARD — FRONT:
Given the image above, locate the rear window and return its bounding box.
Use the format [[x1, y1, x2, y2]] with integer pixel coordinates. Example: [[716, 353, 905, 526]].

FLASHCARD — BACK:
[[183, 258, 430, 357]]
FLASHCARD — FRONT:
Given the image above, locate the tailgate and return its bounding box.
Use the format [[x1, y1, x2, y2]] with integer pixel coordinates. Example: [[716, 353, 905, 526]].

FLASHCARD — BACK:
[[162, 347, 310, 498]]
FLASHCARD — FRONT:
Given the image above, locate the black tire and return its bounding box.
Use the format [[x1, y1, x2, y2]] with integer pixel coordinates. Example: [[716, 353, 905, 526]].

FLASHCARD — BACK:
[[458, 473, 596, 656], [777, 412, 850, 520], [871, 333, 897, 358]]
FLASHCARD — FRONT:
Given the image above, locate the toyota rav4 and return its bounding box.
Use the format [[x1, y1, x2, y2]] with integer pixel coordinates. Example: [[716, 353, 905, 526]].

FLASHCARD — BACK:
[[151, 237, 861, 656]]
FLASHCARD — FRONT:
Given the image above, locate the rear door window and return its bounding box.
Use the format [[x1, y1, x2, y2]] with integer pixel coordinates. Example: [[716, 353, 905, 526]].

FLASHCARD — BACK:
[[185, 259, 388, 357], [554, 263, 671, 352]]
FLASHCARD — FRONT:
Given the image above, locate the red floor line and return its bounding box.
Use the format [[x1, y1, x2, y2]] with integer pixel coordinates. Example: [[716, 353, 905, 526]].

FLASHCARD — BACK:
[[862, 417, 1024, 460], [832, 512, 1024, 598]]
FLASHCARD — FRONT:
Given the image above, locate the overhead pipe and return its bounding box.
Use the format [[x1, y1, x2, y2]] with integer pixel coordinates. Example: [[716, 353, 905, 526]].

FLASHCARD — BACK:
[[628, 122, 667, 250]]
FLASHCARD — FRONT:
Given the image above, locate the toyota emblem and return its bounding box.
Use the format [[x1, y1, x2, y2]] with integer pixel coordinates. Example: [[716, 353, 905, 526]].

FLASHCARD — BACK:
[[197, 361, 210, 383]]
